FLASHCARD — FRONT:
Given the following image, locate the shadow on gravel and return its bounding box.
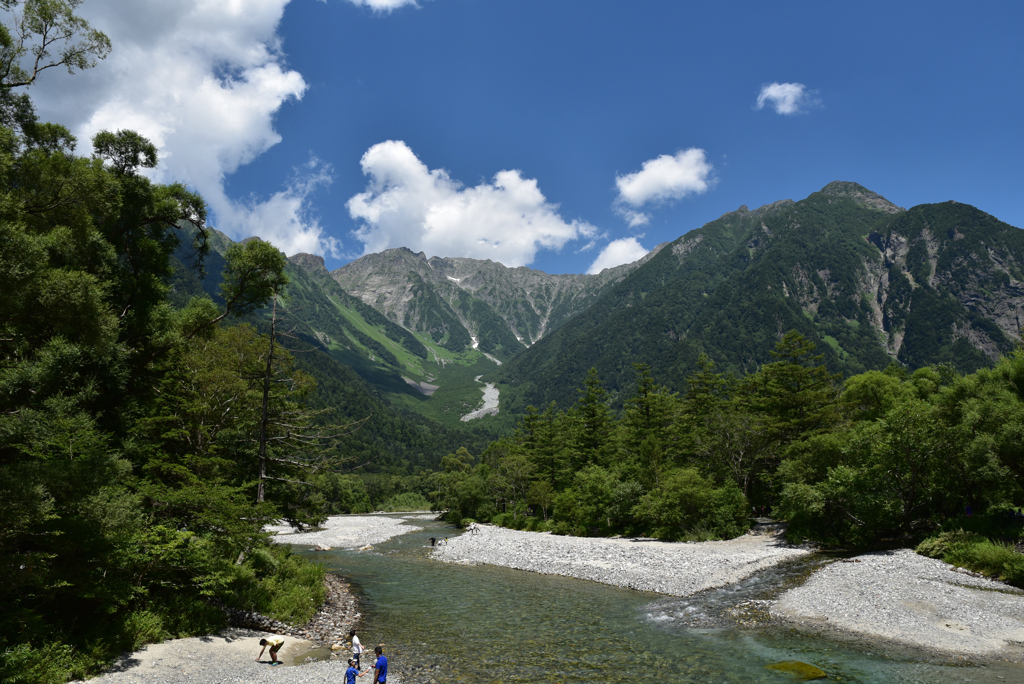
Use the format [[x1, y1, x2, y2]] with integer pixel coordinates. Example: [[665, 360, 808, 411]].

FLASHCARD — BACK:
[[101, 655, 142, 673]]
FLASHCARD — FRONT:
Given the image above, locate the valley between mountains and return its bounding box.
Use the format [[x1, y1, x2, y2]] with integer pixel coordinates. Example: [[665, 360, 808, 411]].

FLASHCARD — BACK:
[[184, 180, 1024, 437]]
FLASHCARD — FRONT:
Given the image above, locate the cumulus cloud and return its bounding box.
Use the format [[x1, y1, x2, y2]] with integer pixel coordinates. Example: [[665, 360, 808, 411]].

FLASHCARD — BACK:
[[755, 82, 818, 115], [343, 0, 420, 12], [613, 149, 713, 226], [347, 140, 597, 267], [224, 157, 340, 256], [30, 0, 339, 256], [587, 237, 649, 275]]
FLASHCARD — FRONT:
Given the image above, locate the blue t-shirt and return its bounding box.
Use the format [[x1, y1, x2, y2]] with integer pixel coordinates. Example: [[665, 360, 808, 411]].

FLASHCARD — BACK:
[[346, 666, 359, 684], [374, 655, 388, 682]]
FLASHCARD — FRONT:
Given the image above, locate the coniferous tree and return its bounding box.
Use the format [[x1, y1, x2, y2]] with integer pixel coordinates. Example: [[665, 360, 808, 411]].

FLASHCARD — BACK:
[[566, 368, 615, 470]]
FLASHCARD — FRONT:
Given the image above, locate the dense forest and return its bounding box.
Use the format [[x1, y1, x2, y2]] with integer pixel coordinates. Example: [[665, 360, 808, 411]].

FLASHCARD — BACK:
[[432, 331, 1024, 575], [0, 4, 363, 681]]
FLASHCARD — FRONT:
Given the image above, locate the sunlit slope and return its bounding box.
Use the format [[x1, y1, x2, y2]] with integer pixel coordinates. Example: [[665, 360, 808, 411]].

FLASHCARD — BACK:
[[330, 246, 660, 360], [169, 228, 507, 436], [167, 232, 482, 471], [285, 252, 513, 429], [497, 182, 1024, 411]]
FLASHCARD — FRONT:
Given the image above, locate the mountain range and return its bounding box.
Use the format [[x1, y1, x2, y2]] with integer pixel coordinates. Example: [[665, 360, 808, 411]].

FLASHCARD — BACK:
[[497, 182, 1024, 408], [329, 245, 660, 360], [175, 180, 1024, 447]]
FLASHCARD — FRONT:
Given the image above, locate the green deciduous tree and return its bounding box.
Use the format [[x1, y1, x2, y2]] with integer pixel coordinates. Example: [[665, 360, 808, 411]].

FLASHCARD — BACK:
[[632, 468, 749, 541], [0, 0, 110, 88]]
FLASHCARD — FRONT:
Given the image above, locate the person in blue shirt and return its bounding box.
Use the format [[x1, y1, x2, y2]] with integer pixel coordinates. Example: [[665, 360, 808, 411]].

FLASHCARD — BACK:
[[345, 657, 368, 684], [372, 645, 388, 683]]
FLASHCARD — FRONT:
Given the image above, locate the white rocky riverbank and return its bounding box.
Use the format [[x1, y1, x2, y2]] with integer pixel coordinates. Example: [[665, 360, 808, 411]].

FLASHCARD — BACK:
[[772, 548, 1024, 659], [432, 523, 810, 595], [74, 628, 403, 684], [267, 513, 424, 549]]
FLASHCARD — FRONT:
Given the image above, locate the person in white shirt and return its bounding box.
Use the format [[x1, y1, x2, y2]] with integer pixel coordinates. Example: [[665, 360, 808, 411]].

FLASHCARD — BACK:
[[349, 629, 363, 668]]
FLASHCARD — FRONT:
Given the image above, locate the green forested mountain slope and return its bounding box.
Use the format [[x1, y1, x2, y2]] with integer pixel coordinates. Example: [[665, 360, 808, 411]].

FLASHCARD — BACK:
[[497, 182, 1024, 411], [169, 234, 494, 469], [330, 246, 660, 360], [178, 228, 532, 438]]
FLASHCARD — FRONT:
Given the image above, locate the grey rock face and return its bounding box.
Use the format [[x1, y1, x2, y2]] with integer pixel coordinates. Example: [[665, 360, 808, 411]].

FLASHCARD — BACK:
[[330, 246, 663, 356]]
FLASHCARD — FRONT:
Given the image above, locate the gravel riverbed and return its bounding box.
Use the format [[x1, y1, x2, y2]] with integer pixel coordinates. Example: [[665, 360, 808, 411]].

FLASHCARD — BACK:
[[772, 548, 1024, 659], [267, 513, 425, 549], [73, 628, 403, 684], [432, 523, 811, 596]]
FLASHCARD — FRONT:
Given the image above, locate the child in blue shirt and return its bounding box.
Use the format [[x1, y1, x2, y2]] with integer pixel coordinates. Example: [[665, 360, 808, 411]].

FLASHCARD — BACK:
[[346, 657, 369, 684]]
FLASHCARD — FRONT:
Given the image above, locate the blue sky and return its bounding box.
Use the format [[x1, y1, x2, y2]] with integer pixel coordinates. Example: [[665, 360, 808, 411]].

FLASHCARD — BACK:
[[34, 0, 1024, 275]]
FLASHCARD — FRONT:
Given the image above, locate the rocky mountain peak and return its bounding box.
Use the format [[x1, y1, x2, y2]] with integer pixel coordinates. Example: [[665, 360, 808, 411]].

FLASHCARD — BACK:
[[288, 252, 327, 276], [819, 181, 903, 214]]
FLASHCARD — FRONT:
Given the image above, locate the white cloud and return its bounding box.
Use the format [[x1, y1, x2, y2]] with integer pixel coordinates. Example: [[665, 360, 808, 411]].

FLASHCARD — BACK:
[[755, 82, 818, 115], [224, 157, 340, 256], [613, 149, 713, 225], [343, 0, 419, 12], [587, 237, 649, 275], [347, 140, 597, 267], [30, 0, 340, 257]]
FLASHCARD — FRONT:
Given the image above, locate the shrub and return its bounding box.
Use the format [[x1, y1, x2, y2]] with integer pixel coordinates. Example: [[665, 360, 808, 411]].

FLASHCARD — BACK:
[[378, 492, 431, 512], [0, 642, 81, 684], [551, 520, 584, 536], [123, 611, 167, 650], [945, 540, 1024, 587], [917, 529, 1024, 588], [223, 545, 326, 626], [264, 551, 326, 625], [155, 593, 228, 637], [249, 547, 280, 577], [915, 529, 983, 559]]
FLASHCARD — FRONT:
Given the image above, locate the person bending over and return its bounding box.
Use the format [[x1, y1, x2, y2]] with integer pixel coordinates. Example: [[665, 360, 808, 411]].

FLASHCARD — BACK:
[[256, 636, 284, 664]]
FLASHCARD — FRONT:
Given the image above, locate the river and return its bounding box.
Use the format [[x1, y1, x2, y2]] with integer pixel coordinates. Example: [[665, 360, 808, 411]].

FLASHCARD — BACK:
[[461, 375, 499, 421], [302, 517, 1024, 683]]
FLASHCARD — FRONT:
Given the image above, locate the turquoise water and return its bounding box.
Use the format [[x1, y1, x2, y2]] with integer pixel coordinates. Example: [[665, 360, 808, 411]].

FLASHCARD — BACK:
[[306, 517, 1024, 683]]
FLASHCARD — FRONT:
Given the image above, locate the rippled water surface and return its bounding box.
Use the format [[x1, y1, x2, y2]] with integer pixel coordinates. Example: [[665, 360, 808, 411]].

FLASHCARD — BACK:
[[304, 517, 1024, 683]]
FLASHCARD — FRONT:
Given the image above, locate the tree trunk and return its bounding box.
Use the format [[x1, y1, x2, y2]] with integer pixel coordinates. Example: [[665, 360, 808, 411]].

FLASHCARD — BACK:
[[256, 297, 277, 503]]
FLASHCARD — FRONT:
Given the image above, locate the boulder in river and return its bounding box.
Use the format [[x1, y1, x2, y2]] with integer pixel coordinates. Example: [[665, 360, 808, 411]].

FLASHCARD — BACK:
[[765, 660, 827, 680]]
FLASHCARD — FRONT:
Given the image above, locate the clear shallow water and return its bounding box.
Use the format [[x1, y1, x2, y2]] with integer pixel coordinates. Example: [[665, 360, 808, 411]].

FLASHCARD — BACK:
[[303, 517, 1024, 683]]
